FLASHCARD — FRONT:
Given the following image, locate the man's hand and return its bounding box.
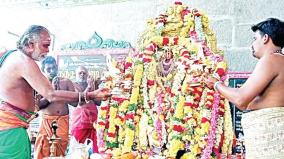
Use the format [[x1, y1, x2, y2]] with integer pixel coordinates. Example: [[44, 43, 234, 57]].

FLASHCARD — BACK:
[[86, 75, 95, 91], [92, 88, 111, 101], [51, 76, 60, 90], [205, 75, 219, 89]]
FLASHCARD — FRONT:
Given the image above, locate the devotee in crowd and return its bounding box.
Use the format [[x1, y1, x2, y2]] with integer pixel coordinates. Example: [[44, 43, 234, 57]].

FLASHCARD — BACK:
[[0, 25, 110, 159], [34, 56, 76, 159], [70, 66, 100, 153], [207, 18, 284, 159]]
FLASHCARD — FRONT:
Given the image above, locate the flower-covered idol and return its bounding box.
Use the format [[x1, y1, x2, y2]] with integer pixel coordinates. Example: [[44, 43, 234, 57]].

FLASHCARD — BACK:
[[96, 1, 233, 158]]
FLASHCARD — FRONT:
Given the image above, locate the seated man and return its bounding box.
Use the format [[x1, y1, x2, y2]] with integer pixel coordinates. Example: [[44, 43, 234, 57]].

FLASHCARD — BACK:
[[71, 66, 100, 153]]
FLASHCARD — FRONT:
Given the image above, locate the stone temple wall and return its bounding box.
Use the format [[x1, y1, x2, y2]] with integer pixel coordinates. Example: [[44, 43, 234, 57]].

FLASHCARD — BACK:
[[0, 0, 283, 72]]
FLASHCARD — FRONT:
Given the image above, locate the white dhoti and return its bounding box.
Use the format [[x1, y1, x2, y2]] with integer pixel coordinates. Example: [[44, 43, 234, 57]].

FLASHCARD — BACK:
[[242, 107, 284, 159]]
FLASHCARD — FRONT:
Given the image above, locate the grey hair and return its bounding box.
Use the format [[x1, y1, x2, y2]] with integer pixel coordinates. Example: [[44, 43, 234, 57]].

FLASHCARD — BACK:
[[16, 25, 49, 51], [76, 66, 88, 73]]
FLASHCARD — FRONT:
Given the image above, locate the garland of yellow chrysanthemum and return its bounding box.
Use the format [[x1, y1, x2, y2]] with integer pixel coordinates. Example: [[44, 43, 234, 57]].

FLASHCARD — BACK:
[[222, 99, 234, 155], [96, 2, 234, 158], [121, 62, 143, 154], [105, 99, 119, 151], [167, 95, 185, 157], [115, 57, 134, 147]]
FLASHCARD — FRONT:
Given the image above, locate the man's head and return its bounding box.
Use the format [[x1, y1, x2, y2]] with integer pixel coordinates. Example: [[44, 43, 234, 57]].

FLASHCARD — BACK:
[[75, 66, 88, 83], [17, 25, 51, 61], [251, 18, 284, 57], [41, 56, 58, 80]]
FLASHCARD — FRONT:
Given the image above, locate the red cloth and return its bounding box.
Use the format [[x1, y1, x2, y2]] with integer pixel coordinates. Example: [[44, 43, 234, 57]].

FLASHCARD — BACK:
[[70, 103, 98, 152], [71, 127, 98, 153]]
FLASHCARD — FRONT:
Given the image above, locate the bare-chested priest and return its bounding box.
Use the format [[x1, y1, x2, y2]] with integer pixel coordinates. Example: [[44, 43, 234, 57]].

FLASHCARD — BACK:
[[207, 18, 284, 159], [0, 25, 110, 159]]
